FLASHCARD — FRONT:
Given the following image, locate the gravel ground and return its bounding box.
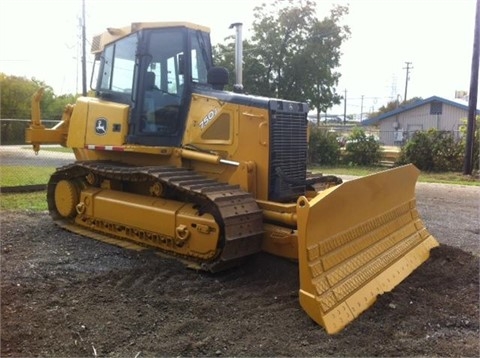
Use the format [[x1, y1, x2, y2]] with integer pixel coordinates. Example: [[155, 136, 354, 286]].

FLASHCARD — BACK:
[[415, 182, 479, 255], [1, 182, 479, 357]]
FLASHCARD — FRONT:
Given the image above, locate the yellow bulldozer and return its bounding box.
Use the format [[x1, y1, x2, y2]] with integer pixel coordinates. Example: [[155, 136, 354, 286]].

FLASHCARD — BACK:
[[26, 21, 438, 334]]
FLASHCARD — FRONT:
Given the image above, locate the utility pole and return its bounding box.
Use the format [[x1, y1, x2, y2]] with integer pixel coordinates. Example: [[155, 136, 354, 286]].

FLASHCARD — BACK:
[[463, 0, 479, 175], [403, 61, 413, 101], [360, 95, 364, 122], [343, 89, 347, 125], [81, 0, 87, 96]]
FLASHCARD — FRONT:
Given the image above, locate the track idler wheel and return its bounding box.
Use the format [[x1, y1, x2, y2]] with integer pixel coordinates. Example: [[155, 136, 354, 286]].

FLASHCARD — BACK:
[[54, 180, 81, 218]]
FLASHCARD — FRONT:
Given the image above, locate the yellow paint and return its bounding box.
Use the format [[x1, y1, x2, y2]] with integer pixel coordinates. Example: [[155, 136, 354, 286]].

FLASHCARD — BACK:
[[183, 93, 270, 199], [76, 187, 220, 259], [84, 99, 129, 146], [66, 98, 89, 148], [295, 165, 439, 334]]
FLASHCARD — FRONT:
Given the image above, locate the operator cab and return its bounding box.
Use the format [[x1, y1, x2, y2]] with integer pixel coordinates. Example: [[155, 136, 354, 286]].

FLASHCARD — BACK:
[[91, 23, 223, 146]]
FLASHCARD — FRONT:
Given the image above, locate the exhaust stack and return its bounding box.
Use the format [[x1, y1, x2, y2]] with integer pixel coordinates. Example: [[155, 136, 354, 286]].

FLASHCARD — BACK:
[[229, 22, 243, 93]]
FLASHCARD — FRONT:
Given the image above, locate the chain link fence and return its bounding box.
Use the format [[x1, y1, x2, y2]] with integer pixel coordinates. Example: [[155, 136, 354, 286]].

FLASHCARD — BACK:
[[1, 119, 74, 191], [0, 145, 74, 192], [2, 120, 462, 191], [1, 119, 62, 145]]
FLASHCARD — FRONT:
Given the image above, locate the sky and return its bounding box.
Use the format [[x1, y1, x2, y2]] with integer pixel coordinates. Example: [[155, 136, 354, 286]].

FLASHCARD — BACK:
[[0, 0, 477, 117]]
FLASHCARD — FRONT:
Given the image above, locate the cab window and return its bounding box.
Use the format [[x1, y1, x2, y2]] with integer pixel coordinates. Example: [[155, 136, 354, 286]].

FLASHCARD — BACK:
[[99, 33, 137, 93], [140, 29, 185, 135]]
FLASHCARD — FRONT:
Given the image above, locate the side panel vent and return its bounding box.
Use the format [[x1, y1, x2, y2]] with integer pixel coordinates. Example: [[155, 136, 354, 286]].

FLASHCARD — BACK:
[[268, 100, 308, 202]]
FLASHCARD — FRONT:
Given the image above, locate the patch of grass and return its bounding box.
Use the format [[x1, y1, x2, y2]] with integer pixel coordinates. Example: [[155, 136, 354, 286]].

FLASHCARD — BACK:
[[309, 165, 480, 186], [418, 172, 480, 186], [0, 191, 47, 211], [310, 165, 386, 177], [21, 146, 73, 153], [0, 166, 55, 186]]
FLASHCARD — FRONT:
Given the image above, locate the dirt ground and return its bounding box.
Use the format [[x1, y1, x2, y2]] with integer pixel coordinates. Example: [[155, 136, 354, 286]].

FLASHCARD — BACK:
[[1, 182, 479, 357]]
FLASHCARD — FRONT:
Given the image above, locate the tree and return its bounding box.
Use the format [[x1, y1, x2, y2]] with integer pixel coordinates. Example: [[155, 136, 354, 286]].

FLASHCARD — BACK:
[[303, 5, 350, 121], [0, 73, 81, 144], [0, 73, 79, 121], [212, 35, 236, 90], [368, 97, 423, 118], [213, 0, 350, 114], [0, 73, 45, 119], [44, 93, 79, 121]]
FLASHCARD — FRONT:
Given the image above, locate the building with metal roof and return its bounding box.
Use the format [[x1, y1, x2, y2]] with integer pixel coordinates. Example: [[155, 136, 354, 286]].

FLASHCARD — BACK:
[[362, 96, 479, 146]]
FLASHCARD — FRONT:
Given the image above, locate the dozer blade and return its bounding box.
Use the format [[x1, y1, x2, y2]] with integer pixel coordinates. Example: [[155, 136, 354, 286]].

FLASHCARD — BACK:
[[296, 164, 439, 334]]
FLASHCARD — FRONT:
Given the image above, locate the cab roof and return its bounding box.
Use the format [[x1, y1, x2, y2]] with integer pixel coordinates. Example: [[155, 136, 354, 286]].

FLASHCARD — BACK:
[[91, 22, 210, 54]]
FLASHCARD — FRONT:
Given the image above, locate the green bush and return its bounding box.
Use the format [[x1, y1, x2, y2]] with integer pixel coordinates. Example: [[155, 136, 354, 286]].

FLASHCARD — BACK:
[[343, 127, 382, 166], [397, 129, 464, 172], [308, 126, 341, 165], [0, 119, 59, 145], [1, 121, 27, 144]]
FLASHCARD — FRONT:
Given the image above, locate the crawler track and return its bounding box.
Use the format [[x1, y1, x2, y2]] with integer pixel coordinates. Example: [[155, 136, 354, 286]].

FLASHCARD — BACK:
[[47, 161, 264, 272]]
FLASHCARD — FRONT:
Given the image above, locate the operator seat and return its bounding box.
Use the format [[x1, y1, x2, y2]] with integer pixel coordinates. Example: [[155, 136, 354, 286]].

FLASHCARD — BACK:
[[142, 72, 158, 132], [145, 71, 157, 90]]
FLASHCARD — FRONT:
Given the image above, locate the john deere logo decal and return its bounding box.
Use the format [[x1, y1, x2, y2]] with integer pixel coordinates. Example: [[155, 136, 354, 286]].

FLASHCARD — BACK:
[[95, 118, 107, 135]]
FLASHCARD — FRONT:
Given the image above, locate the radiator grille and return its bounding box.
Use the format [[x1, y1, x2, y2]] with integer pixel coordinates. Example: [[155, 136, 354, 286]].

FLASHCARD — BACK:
[[268, 100, 308, 202]]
